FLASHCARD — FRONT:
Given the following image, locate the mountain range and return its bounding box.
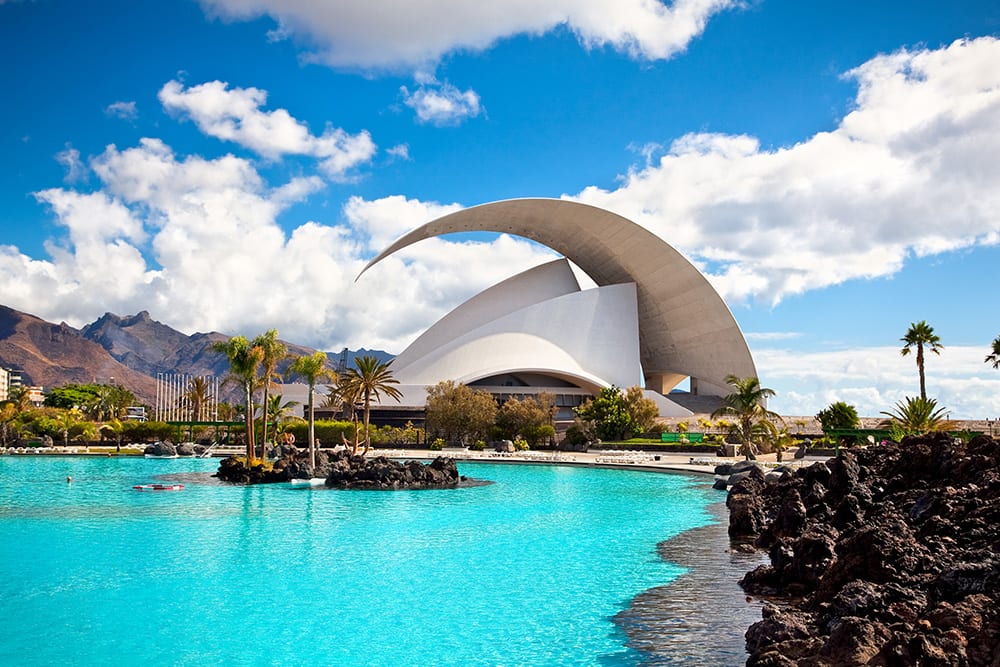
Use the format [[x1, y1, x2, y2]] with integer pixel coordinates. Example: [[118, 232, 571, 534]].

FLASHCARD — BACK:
[[0, 305, 391, 404]]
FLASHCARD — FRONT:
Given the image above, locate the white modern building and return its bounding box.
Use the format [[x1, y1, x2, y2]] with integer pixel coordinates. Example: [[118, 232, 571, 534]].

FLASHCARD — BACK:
[[360, 198, 757, 419]]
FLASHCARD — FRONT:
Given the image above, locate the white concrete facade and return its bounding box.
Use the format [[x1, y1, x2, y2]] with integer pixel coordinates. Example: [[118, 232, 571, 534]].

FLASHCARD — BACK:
[[361, 198, 757, 416]]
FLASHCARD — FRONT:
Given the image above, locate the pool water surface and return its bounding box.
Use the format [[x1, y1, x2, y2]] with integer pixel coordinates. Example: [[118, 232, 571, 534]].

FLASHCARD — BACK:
[[0, 456, 721, 666]]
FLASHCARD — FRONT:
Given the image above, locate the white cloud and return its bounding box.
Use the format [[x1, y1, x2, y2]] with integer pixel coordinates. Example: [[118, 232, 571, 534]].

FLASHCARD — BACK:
[[1, 134, 553, 355], [573, 36, 1000, 305], [343, 194, 462, 252], [744, 331, 802, 342], [757, 344, 1000, 420], [386, 143, 411, 161], [105, 100, 138, 120], [401, 79, 482, 125], [56, 145, 88, 183], [198, 0, 739, 70], [158, 79, 376, 179]]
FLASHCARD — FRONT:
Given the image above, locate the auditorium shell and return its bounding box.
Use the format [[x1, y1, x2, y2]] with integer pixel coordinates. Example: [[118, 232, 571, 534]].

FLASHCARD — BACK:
[[359, 198, 756, 419]]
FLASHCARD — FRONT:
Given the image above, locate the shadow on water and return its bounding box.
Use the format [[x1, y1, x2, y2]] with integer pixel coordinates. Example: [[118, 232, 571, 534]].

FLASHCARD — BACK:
[[615, 496, 768, 667]]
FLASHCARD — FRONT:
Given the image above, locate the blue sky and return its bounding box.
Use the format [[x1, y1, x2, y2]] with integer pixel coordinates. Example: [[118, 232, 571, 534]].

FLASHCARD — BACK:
[[2, 0, 999, 418]]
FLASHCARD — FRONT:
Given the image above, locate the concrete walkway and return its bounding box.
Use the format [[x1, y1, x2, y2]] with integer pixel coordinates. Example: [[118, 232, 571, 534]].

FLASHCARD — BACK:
[[369, 448, 828, 477]]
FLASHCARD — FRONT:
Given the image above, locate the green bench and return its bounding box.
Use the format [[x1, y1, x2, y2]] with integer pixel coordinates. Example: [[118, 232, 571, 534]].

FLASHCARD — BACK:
[[661, 432, 704, 443]]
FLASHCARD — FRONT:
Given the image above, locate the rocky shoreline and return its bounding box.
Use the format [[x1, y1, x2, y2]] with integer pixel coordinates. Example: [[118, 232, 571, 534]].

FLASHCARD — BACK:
[[216, 449, 471, 489], [727, 433, 1000, 666]]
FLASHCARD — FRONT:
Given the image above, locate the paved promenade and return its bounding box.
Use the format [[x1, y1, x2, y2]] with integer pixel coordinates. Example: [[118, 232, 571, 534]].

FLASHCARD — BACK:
[[370, 447, 827, 476]]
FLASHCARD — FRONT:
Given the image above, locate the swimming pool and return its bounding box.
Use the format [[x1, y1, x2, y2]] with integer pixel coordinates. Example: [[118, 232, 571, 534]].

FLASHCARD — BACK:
[[0, 456, 721, 665]]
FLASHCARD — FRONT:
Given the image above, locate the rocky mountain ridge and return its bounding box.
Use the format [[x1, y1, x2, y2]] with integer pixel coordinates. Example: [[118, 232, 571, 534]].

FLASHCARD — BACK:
[[0, 305, 391, 404]]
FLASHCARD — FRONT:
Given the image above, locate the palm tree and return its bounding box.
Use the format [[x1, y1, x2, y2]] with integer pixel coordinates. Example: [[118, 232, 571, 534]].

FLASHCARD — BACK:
[[261, 394, 300, 453], [287, 351, 337, 468], [6, 386, 33, 414], [336, 355, 402, 455], [986, 335, 1000, 369], [182, 376, 214, 423], [880, 396, 953, 437], [711, 375, 781, 460], [900, 321, 943, 401], [211, 335, 263, 462], [55, 408, 85, 447], [253, 330, 287, 459]]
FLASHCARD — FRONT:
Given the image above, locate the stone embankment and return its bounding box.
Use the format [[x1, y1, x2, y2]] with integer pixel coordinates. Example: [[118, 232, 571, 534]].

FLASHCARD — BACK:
[[727, 433, 999, 666], [216, 448, 468, 489]]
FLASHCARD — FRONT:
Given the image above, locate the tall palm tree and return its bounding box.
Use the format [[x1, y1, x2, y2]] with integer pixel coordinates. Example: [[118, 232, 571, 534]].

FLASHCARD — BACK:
[[336, 355, 402, 455], [252, 329, 287, 459], [711, 375, 781, 460], [182, 376, 214, 422], [900, 321, 943, 401], [986, 335, 1000, 369], [211, 335, 263, 462], [287, 351, 337, 468]]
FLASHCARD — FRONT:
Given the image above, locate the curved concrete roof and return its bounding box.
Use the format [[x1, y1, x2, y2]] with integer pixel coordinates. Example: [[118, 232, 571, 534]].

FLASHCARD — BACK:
[[361, 198, 756, 395]]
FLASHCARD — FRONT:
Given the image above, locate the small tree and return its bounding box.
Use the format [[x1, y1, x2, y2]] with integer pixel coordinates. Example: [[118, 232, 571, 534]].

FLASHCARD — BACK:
[[575, 386, 636, 441], [622, 386, 659, 434], [496, 393, 556, 446], [815, 401, 860, 432], [425, 380, 498, 446]]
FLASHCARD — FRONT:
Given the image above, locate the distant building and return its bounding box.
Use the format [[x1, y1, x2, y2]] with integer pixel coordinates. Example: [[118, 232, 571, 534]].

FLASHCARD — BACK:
[[25, 386, 44, 407], [0, 367, 29, 403]]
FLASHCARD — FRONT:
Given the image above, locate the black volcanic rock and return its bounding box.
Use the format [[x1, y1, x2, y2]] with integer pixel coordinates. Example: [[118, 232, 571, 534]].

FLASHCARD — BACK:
[[215, 450, 469, 490], [731, 434, 1000, 665]]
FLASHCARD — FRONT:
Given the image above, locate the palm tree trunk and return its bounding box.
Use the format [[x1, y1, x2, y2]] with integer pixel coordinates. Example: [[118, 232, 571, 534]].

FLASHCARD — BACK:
[[917, 344, 926, 400], [245, 384, 255, 462], [307, 383, 316, 469], [260, 385, 270, 461], [362, 392, 372, 455]]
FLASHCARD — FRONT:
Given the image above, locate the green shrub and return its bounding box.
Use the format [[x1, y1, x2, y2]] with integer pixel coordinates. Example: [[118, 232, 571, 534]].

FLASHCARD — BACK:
[[513, 436, 529, 451], [429, 438, 446, 451], [471, 440, 486, 451]]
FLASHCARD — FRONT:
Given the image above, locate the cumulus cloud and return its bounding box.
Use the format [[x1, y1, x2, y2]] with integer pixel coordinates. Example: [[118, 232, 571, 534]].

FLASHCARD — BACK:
[[756, 345, 1000, 420], [401, 78, 482, 125], [1, 135, 553, 354], [574, 36, 1000, 305], [105, 100, 138, 121], [158, 79, 376, 179], [198, 0, 738, 70]]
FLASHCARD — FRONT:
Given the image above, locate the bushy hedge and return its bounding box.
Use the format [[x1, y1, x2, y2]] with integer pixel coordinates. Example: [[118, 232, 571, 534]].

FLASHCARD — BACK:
[[120, 421, 177, 443], [283, 420, 358, 448]]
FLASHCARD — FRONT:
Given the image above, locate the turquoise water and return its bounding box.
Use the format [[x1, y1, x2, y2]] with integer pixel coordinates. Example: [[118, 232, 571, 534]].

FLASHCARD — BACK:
[[0, 456, 717, 666]]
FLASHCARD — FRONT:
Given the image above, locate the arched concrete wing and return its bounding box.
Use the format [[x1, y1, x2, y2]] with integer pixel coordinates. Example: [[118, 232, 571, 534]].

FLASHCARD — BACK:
[[361, 198, 756, 395]]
